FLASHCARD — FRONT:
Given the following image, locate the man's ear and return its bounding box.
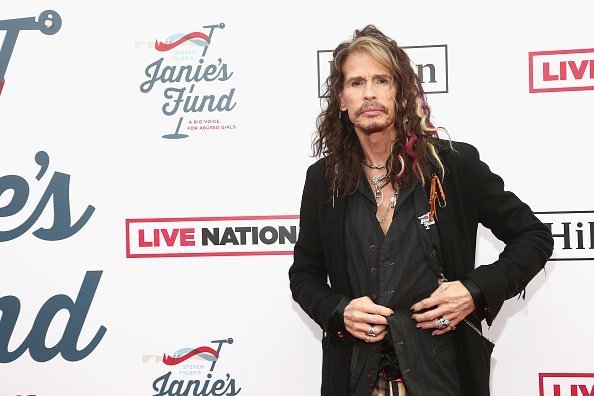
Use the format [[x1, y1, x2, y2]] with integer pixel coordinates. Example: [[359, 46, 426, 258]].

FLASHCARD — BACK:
[[339, 92, 347, 111]]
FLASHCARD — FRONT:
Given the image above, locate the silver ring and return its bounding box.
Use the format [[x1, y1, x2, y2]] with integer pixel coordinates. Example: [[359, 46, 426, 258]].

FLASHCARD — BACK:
[[436, 317, 450, 330], [366, 325, 376, 337]]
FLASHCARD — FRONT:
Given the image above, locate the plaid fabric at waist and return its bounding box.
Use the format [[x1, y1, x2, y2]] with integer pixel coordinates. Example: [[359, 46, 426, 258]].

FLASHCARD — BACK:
[[372, 371, 406, 396]]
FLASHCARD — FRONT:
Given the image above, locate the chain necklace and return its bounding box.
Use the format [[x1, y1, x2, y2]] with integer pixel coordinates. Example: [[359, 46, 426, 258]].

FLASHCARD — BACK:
[[379, 187, 399, 224], [362, 160, 386, 170], [362, 163, 399, 224]]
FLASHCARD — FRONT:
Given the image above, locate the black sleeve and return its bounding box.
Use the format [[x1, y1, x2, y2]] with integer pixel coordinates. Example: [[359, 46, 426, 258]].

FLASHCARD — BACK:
[[463, 146, 554, 325], [288, 163, 349, 333]]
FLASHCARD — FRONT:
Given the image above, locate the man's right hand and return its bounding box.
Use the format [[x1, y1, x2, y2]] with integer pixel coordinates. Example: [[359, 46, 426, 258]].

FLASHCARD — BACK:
[[344, 296, 393, 343]]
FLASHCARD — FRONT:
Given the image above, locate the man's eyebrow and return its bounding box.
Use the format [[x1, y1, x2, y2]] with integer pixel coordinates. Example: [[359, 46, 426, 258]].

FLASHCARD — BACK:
[[345, 74, 392, 83]]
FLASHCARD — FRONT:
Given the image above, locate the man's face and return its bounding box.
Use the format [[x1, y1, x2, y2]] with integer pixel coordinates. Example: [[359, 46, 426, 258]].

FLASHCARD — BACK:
[[339, 51, 397, 135]]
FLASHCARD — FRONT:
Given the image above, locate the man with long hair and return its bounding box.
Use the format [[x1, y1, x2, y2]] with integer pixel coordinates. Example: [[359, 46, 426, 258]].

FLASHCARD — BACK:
[[289, 25, 553, 396]]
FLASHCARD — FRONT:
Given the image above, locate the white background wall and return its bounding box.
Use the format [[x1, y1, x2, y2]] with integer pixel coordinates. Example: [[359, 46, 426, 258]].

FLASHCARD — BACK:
[[1, 1, 592, 395]]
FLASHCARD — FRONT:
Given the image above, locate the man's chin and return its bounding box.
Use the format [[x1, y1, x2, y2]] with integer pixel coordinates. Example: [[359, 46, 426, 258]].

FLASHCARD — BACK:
[[358, 122, 391, 134]]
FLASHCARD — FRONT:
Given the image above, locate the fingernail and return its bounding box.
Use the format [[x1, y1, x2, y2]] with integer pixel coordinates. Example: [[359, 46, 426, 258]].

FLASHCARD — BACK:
[[416, 324, 421, 328], [409, 307, 415, 312]]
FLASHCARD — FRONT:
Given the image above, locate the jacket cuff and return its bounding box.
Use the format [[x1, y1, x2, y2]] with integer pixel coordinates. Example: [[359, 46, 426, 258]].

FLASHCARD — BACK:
[[328, 296, 355, 342], [460, 277, 489, 319]]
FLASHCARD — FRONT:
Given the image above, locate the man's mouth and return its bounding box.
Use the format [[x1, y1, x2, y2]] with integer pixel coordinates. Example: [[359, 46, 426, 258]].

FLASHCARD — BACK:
[[356, 103, 388, 117]]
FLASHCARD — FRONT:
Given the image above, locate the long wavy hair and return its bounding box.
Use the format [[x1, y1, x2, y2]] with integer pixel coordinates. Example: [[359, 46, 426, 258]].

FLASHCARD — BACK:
[[314, 25, 446, 198]]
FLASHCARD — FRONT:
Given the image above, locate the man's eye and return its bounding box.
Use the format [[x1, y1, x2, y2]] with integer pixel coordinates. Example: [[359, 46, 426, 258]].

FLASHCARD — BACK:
[[351, 80, 363, 87], [377, 78, 389, 84]]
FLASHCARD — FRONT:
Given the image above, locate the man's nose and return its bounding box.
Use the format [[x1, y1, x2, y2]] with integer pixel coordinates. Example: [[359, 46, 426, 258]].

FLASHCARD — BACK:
[[363, 81, 377, 100]]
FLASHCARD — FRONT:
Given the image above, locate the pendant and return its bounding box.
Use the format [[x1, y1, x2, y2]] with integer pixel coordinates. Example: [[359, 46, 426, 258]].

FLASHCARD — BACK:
[[375, 187, 384, 207], [389, 194, 397, 208]]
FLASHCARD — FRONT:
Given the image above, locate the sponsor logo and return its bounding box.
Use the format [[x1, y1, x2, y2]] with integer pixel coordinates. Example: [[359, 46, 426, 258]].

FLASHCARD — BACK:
[[145, 338, 241, 396], [529, 48, 594, 93], [539, 373, 594, 396], [0, 10, 61, 96], [137, 23, 238, 139], [317, 44, 448, 97], [126, 215, 299, 258], [534, 211, 594, 261], [0, 152, 105, 363]]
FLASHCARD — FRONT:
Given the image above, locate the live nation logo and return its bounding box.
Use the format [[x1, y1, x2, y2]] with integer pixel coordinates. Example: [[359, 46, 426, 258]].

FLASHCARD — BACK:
[[126, 215, 299, 258], [539, 373, 594, 396], [144, 338, 241, 396], [534, 211, 594, 261], [317, 44, 448, 97], [137, 23, 238, 139], [529, 48, 594, 93]]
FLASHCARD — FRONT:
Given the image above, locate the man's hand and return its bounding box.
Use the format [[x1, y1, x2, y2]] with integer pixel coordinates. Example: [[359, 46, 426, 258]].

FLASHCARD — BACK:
[[410, 281, 474, 336], [344, 296, 393, 343]]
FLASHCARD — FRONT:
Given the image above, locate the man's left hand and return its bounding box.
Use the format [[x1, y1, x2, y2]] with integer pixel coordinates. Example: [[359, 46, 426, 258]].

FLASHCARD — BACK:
[[410, 281, 474, 336]]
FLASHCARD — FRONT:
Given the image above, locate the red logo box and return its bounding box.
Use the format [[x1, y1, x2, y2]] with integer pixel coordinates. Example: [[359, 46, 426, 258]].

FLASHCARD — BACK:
[[539, 373, 594, 396], [125, 215, 300, 258], [529, 48, 594, 93]]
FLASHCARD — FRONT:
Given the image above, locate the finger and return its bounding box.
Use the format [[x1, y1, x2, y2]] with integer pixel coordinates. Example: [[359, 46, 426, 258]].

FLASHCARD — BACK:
[[416, 316, 457, 331], [416, 318, 446, 330], [429, 282, 449, 297], [371, 324, 387, 335], [411, 306, 449, 323], [362, 331, 387, 343], [432, 322, 457, 336], [348, 323, 388, 340], [345, 311, 389, 326], [348, 296, 394, 314], [410, 294, 445, 313], [350, 322, 388, 335], [416, 318, 455, 330], [362, 324, 387, 337]]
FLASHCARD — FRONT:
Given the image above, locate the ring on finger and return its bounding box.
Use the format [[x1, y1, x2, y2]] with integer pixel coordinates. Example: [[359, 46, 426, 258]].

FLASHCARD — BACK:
[[436, 316, 451, 330], [366, 325, 376, 337]]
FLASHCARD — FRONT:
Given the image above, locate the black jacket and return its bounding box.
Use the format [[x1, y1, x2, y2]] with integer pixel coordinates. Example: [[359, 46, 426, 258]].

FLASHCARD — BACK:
[[289, 141, 554, 396]]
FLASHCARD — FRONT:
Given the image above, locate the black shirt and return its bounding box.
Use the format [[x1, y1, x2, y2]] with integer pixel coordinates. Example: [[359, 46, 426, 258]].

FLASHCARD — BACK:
[[344, 176, 461, 396]]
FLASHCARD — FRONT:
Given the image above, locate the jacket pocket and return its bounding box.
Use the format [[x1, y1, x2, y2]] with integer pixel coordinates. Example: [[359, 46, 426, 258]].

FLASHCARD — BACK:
[[348, 343, 360, 391]]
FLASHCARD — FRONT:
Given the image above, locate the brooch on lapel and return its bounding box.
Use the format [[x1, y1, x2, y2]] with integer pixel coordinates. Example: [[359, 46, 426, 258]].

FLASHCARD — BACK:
[[418, 212, 434, 230], [419, 174, 447, 229]]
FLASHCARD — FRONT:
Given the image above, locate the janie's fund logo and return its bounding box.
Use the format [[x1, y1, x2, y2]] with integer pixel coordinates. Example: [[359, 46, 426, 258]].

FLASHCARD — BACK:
[[138, 23, 238, 139], [144, 338, 241, 396]]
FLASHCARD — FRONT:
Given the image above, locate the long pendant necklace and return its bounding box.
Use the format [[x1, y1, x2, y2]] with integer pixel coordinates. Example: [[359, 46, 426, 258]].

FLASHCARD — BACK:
[[378, 188, 399, 224], [362, 164, 388, 206]]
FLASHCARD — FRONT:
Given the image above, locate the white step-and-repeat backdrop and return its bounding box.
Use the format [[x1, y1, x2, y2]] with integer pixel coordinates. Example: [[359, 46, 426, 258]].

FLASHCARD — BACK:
[[1, 1, 592, 395]]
